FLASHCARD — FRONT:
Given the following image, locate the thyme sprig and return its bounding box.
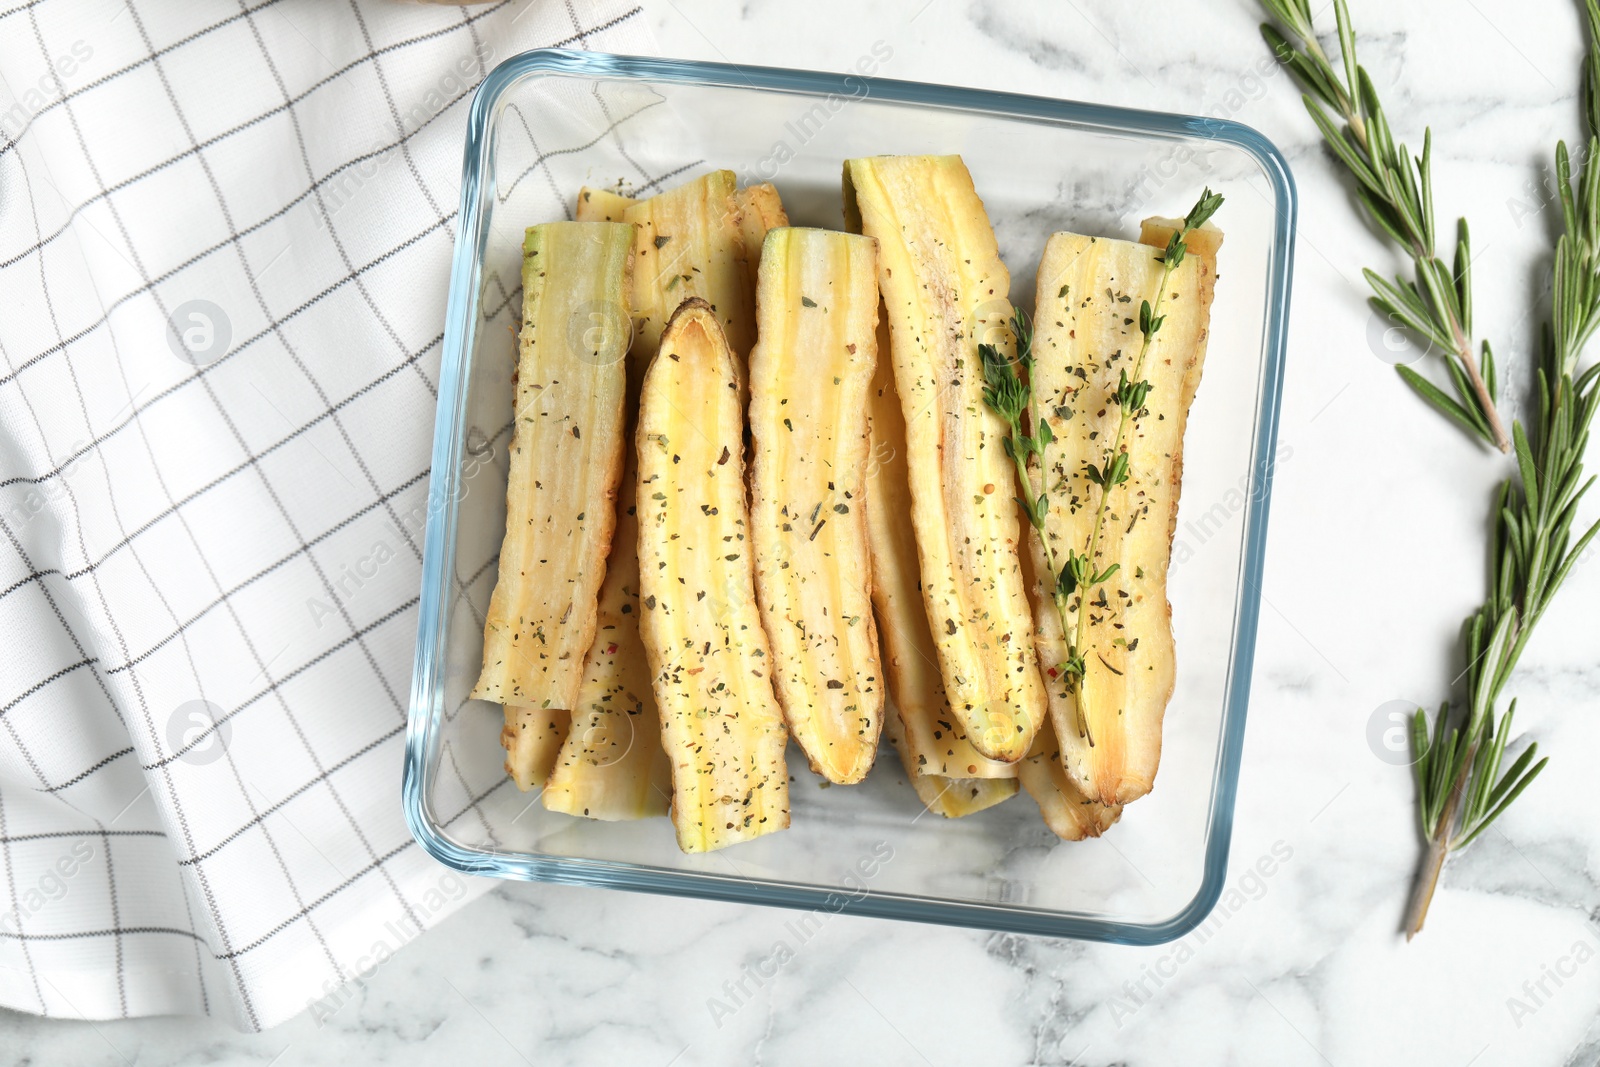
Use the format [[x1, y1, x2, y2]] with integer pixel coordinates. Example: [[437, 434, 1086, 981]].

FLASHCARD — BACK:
[[1068, 191, 1222, 739], [980, 188, 1223, 745], [1260, 0, 1511, 452], [1259, 0, 1600, 937]]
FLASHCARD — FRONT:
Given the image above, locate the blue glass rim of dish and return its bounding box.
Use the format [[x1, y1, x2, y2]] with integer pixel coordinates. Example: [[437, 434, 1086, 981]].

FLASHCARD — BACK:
[[404, 47, 1297, 946]]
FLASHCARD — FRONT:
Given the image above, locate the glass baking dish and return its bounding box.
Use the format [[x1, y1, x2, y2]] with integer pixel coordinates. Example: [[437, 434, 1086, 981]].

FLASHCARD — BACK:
[[403, 49, 1296, 944]]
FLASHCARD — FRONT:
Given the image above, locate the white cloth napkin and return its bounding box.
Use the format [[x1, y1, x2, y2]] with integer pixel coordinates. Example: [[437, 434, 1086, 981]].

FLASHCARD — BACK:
[[0, 0, 654, 1031]]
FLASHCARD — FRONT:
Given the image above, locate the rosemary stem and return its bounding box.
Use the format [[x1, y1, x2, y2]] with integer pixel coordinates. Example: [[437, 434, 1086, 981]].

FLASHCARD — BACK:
[[1448, 318, 1512, 453], [1304, 35, 1369, 149], [1404, 824, 1451, 940], [1405, 742, 1476, 939]]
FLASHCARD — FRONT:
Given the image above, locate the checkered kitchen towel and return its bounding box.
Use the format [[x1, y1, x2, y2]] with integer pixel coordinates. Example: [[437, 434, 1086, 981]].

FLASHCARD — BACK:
[[0, 0, 653, 1030]]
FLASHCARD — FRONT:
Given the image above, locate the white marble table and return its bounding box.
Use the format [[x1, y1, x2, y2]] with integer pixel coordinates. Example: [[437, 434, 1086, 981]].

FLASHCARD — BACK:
[[8, 0, 1600, 1063]]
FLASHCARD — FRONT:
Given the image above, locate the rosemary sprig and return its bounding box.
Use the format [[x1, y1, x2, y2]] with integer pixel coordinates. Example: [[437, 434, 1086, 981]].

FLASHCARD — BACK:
[[979, 189, 1223, 745], [1259, 0, 1600, 937], [1260, 0, 1511, 452]]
